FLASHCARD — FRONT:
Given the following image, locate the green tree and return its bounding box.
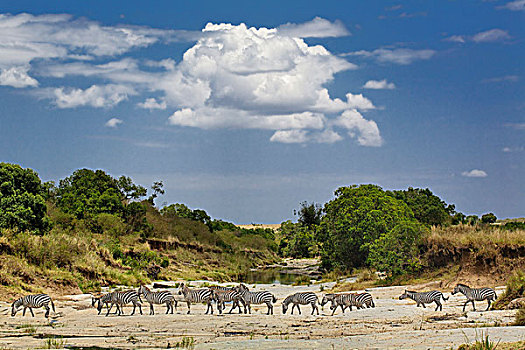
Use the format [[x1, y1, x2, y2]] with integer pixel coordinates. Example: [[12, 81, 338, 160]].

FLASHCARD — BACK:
[[278, 220, 317, 258], [296, 201, 323, 230], [0, 163, 50, 233], [161, 203, 212, 230], [318, 184, 423, 274], [389, 187, 454, 226], [481, 213, 497, 224]]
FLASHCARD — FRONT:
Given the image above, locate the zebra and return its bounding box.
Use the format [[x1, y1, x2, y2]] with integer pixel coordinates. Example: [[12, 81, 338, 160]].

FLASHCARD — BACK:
[[399, 290, 448, 311], [209, 286, 244, 313], [211, 289, 246, 314], [178, 283, 214, 314], [11, 294, 55, 318], [92, 292, 120, 315], [234, 284, 277, 315], [452, 284, 497, 312], [100, 290, 142, 316], [355, 292, 375, 308], [138, 285, 177, 315], [328, 294, 362, 315], [282, 292, 319, 315]]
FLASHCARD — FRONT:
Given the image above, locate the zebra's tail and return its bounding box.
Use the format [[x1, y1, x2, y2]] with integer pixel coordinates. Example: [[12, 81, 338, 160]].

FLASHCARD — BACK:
[[442, 294, 449, 301], [50, 299, 56, 313], [272, 295, 277, 303]]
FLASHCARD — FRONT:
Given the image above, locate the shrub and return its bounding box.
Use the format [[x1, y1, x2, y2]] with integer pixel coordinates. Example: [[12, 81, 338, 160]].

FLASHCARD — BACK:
[[493, 270, 525, 309]]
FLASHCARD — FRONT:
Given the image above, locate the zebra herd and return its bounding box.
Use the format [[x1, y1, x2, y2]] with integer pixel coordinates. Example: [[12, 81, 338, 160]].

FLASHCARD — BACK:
[[9, 283, 497, 318]]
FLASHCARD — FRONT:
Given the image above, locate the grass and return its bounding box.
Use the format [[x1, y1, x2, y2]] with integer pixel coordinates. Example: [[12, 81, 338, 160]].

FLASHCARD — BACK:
[[426, 224, 525, 247], [174, 336, 195, 349], [44, 335, 65, 349], [493, 270, 525, 310], [457, 331, 500, 350]]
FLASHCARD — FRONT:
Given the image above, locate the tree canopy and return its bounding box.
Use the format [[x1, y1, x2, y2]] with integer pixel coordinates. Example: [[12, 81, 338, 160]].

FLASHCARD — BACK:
[[0, 163, 49, 233], [389, 187, 454, 226], [318, 184, 424, 274]]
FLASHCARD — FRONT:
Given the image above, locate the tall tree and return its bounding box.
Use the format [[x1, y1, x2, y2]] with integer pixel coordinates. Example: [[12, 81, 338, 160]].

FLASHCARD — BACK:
[[389, 187, 454, 226], [0, 163, 49, 233]]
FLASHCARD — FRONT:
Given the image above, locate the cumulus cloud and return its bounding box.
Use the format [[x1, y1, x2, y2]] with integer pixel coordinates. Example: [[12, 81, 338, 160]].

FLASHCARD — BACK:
[[445, 28, 511, 44], [346, 48, 435, 65], [363, 79, 396, 90], [138, 97, 167, 110], [277, 17, 350, 38], [462, 169, 488, 178], [0, 14, 384, 147], [105, 117, 123, 128], [49, 84, 135, 108], [0, 66, 38, 88]]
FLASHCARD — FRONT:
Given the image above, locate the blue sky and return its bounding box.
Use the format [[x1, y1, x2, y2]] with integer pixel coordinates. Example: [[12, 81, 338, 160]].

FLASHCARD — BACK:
[[0, 0, 523, 223]]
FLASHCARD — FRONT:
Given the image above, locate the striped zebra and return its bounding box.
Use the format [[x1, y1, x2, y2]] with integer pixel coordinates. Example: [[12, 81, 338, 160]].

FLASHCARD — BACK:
[[328, 294, 362, 315], [101, 290, 143, 316], [355, 292, 375, 308], [212, 289, 246, 314], [138, 285, 177, 315], [452, 284, 497, 312], [11, 294, 55, 318], [234, 284, 277, 315], [399, 290, 448, 311], [282, 292, 319, 315], [92, 292, 119, 315], [178, 283, 214, 314], [209, 285, 243, 313]]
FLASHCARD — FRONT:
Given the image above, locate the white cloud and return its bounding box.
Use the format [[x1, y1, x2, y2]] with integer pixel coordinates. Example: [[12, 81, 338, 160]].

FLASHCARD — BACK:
[[105, 117, 123, 128], [0, 15, 384, 147], [505, 123, 525, 130], [50, 84, 135, 108], [277, 17, 350, 38], [499, 0, 525, 11], [472, 29, 510, 43], [363, 79, 396, 90], [503, 146, 524, 152], [138, 97, 167, 110], [446, 29, 511, 44], [270, 130, 309, 143], [346, 48, 435, 65], [462, 169, 488, 178], [0, 66, 38, 88], [332, 109, 383, 147]]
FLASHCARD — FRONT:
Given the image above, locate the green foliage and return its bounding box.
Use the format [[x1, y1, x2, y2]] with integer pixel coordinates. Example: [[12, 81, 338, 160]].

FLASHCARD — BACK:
[[278, 220, 316, 258], [458, 331, 499, 350], [55, 169, 125, 219], [466, 215, 479, 225], [502, 221, 525, 231], [515, 307, 525, 326], [161, 203, 212, 231], [296, 201, 323, 230], [481, 213, 497, 224], [0, 163, 50, 233], [318, 184, 423, 275], [389, 187, 454, 226]]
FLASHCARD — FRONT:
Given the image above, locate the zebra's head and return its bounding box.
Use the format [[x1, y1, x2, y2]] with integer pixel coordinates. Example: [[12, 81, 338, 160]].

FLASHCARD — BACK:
[[11, 298, 22, 317], [399, 290, 409, 300], [452, 284, 466, 295], [178, 283, 186, 295], [91, 295, 100, 308], [320, 294, 333, 306], [282, 301, 289, 314], [138, 285, 148, 296]]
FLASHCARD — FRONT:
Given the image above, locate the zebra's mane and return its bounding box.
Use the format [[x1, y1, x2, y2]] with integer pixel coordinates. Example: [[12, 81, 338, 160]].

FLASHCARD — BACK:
[[457, 283, 470, 288]]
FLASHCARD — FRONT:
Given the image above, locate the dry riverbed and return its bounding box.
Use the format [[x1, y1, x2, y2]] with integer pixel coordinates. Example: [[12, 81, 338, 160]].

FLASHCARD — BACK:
[[0, 282, 522, 349]]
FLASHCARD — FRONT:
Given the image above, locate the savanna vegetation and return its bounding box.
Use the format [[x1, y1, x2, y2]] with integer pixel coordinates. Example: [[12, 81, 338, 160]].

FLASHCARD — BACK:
[[0, 163, 278, 297], [1, 161, 523, 300]]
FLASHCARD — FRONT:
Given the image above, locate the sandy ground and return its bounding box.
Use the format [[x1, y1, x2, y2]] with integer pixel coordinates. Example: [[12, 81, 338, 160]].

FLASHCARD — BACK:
[[0, 282, 522, 350]]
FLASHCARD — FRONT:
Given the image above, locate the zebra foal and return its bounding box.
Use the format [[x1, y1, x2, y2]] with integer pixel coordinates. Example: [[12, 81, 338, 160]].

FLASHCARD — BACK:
[[11, 294, 55, 318], [92, 292, 118, 315], [235, 284, 277, 315], [399, 290, 448, 311], [282, 292, 319, 315], [452, 284, 497, 312], [178, 283, 214, 314], [138, 285, 177, 315]]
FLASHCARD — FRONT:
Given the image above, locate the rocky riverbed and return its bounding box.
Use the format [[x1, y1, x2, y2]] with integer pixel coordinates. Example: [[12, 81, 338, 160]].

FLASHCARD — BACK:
[[0, 281, 521, 349]]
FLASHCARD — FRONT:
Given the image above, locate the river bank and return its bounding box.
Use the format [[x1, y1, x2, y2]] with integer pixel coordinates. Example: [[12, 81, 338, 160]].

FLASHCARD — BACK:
[[0, 281, 521, 349]]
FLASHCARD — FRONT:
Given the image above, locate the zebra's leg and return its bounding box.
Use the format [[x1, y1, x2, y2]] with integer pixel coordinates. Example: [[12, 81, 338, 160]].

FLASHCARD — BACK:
[[44, 305, 50, 318], [186, 301, 191, 314], [138, 302, 143, 315], [297, 304, 301, 315], [239, 299, 246, 314], [462, 300, 468, 312], [22, 307, 27, 316], [165, 301, 170, 314], [421, 302, 426, 308], [150, 303, 155, 315], [434, 301, 441, 311], [486, 299, 491, 311], [266, 302, 272, 315], [472, 300, 476, 311], [105, 303, 113, 316], [131, 303, 136, 316], [247, 303, 252, 314]]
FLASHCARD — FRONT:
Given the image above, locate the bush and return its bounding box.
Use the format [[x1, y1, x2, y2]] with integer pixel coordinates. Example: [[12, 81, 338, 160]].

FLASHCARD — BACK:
[[493, 270, 525, 309]]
